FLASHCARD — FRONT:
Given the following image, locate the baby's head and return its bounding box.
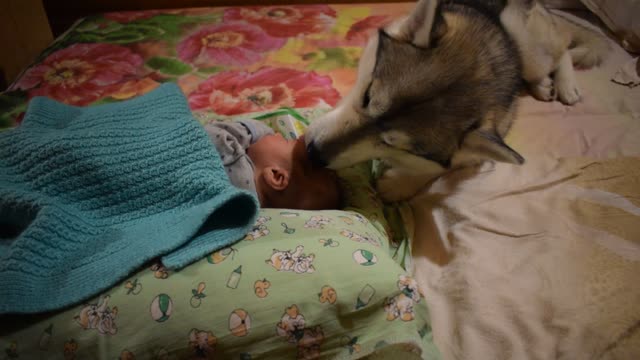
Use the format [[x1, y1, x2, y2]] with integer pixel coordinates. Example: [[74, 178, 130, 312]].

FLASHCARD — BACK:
[[248, 133, 341, 210]]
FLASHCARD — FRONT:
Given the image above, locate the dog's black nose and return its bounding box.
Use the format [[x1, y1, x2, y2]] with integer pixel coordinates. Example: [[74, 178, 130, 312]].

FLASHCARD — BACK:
[[306, 140, 327, 168]]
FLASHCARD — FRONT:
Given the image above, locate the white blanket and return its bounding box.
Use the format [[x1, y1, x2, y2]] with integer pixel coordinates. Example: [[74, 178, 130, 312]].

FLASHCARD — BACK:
[[409, 157, 640, 360]]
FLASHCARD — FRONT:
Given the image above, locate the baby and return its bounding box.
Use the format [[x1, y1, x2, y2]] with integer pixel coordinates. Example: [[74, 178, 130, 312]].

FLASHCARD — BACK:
[[205, 119, 340, 210]]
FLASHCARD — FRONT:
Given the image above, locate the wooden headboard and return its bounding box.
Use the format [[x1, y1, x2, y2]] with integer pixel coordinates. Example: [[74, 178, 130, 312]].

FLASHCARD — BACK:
[[43, 0, 410, 37], [1, 0, 53, 89]]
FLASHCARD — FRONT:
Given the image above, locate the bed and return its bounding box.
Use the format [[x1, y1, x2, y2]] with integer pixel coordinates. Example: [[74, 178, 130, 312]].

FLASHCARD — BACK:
[[1, 1, 639, 359], [0, 3, 442, 360]]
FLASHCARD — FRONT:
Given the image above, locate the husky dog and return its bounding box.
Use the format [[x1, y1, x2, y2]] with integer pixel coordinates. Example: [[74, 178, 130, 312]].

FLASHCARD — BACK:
[[305, 0, 608, 201]]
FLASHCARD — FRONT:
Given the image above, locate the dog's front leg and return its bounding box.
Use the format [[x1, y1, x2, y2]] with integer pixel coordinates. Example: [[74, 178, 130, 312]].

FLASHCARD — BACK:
[[554, 51, 581, 105]]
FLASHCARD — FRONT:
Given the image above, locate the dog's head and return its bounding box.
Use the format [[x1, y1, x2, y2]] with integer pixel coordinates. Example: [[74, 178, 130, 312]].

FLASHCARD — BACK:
[[305, 0, 523, 172]]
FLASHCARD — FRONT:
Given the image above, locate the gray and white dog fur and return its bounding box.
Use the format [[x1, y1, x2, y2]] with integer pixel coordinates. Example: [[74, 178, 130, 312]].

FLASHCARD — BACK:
[[305, 0, 609, 202]]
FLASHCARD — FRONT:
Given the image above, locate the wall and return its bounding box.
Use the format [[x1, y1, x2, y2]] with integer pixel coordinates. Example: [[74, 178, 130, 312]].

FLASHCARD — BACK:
[[0, 0, 53, 89]]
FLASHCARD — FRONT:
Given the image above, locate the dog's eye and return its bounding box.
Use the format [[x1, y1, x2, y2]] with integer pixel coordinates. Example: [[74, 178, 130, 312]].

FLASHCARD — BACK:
[[362, 83, 372, 108]]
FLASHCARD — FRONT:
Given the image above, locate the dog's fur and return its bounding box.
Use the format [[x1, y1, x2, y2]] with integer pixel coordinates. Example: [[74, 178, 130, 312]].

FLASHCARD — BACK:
[[305, 0, 609, 201]]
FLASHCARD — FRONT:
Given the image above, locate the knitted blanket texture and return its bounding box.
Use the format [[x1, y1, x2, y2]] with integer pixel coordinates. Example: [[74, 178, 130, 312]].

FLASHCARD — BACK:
[[0, 84, 258, 314]]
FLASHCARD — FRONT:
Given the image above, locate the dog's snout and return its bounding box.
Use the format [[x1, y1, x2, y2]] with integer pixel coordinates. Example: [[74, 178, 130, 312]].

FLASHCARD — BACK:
[[306, 140, 328, 168]]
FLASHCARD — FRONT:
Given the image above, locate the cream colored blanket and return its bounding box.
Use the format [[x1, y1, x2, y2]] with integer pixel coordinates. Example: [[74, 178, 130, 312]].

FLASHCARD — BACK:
[[410, 157, 640, 359]]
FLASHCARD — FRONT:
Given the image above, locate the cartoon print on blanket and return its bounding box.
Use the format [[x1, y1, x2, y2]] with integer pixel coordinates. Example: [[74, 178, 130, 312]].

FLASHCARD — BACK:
[[188, 328, 217, 358], [318, 285, 338, 304], [352, 249, 378, 266], [281, 222, 297, 234], [63, 339, 78, 360], [229, 309, 252, 337], [383, 275, 421, 322], [74, 295, 118, 335], [245, 216, 272, 241], [276, 305, 325, 360], [355, 284, 376, 309], [5, 341, 18, 359], [341, 335, 362, 355], [150, 294, 174, 323], [338, 215, 354, 225], [190, 282, 207, 308], [149, 262, 170, 279], [254, 279, 271, 298], [356, 213, 369, 224], [38, 324, 53, 350], [340, 229, 381, 247], [0, 207, 439, 358], [318, 238, 340, 247], [338, 213, 369, 225], [304, 215, 333, 229], [207, 246, 239, 264], [226, 265, 243, 289], [266, 245, 316, 274], [123, 278, 142, 295], [119, 349, 135, 360]]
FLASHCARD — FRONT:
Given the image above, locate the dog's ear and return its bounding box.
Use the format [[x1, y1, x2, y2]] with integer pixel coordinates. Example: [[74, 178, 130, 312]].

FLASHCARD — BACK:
[[397, 0, 445, 48], [456, 129, 525, 165]]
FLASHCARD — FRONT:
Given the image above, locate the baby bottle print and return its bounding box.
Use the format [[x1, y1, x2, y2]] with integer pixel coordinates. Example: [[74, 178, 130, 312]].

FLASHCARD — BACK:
[[39, 324, 53, 349], [227, 266, 242, 289], [356, 284, 376, 309]]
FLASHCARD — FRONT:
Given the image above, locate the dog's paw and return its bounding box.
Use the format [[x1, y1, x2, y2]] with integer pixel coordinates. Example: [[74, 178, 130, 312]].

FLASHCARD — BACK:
[[530, 77, 556, 102], [556, 82, 581, 105]]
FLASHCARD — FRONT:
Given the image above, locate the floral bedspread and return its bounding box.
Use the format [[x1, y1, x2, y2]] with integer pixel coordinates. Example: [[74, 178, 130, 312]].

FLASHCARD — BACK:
[[0, 4, 414, 128]]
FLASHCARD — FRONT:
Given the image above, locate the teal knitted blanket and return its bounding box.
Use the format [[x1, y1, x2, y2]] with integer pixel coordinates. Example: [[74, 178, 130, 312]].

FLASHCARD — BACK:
[[0, 84, 259, 314]]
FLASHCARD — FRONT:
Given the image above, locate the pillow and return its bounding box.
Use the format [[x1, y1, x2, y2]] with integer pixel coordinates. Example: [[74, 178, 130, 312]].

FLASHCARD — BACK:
[[0, 209, 439, 359]]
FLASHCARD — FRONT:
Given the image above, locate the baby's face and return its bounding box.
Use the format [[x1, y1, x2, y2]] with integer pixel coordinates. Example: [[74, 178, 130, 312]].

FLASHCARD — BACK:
[[250, 133, 330, 179], [249, 133, 340, 209]]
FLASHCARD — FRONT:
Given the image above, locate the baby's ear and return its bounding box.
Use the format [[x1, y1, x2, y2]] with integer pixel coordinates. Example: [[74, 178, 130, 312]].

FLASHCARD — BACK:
[[263, 166, 290, 191]]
